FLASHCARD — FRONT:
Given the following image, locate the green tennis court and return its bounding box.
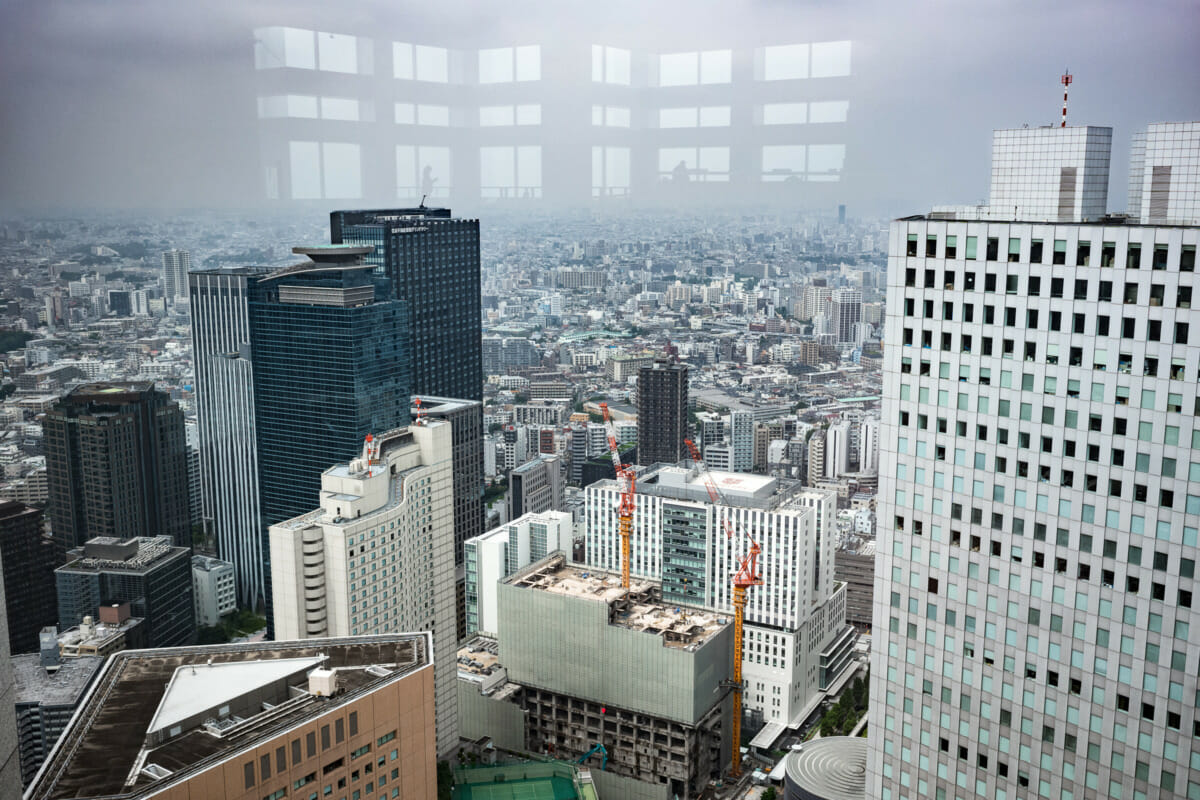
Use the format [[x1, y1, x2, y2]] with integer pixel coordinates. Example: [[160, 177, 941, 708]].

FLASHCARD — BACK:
[[454, 775, 579, 800]]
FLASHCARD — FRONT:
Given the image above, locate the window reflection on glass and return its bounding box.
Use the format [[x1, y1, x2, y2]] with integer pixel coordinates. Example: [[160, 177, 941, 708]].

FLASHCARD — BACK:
[[592, 146, 631, 197], [480, 146, 542, 198], [658, 147, 730, 182], [397, 145, 451, 200]]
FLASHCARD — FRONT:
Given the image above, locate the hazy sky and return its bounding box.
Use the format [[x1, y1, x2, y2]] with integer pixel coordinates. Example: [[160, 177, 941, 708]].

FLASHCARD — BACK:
[[1, 0, 1196, 217]]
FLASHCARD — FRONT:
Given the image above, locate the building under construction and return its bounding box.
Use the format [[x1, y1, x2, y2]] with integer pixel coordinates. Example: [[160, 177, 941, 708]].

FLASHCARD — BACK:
[[459, 553, 733, 800]]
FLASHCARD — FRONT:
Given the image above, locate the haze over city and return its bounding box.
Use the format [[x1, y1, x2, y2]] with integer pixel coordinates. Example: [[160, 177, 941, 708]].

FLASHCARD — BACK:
[[0, 2, 1198, 800], [1, 0, 1197, 215]]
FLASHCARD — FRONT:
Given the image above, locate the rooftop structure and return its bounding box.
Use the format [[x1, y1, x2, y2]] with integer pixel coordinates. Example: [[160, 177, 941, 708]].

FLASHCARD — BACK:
[[783, 737, 868, 800], [13, 654, 104, 787], [507, 558, 724, 649], [25, 633, 435, 800], [55, 537, 193, 649]]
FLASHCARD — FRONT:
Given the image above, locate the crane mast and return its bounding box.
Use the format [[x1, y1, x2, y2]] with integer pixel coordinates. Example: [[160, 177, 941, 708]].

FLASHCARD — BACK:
[[600, 403, 634, 589], [730, 539, 762, 778]]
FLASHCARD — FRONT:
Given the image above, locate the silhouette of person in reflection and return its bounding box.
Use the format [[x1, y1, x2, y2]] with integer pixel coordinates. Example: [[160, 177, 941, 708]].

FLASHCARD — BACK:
[[672, 160, 690, 184], [421, 165, 437, 198]]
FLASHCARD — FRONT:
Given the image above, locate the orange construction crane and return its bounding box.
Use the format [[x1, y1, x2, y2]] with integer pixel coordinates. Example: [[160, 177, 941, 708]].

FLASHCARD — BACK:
[[600, 403, 635, 589], [730, 538, 763, 778]]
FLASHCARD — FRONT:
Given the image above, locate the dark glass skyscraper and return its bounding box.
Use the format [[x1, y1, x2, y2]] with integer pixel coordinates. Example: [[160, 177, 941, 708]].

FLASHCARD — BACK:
[[43, 382, 190, 555], [248, 247, 411, 525], [330, 207, 483, 402], [637, 360, 689, 466]]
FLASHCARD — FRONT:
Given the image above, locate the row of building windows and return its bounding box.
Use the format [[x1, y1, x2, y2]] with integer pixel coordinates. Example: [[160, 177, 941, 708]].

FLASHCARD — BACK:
[[906, 233, 1195, 271]]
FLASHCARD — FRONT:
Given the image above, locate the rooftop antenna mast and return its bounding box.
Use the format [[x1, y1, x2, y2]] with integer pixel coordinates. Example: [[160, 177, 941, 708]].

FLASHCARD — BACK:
[[1060, 70, 1073, 128]]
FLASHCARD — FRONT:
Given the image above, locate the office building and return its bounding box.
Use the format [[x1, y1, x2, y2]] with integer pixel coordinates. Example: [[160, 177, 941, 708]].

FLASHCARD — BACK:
[[13, 653, 103, 788], [250, 245, 410, 525], [183, 419, 202, 527], [159, 249, 190, 303], [0, 502, 57, 655], [43, 382, 190, 555], [330, 207, 483, 402], [637, 360, 689, 466], [55, 536, 194, 649], [412, 395, 484, 564], [869, 123, 1200, 799], [189, 266, 270, 609], [463, 509, 572, 636], [508, 454, 563, 519], [830, 287, 862, 346], [1129, 120, 1200, 226], [461, 554, 732, 799], [269, 421, 457, 755], [250, 247, 411, 633], [191, 555, 237, 627], [24, 633, 436, 800], [585, 466, 854, 729], [0, 556, 19, 799]]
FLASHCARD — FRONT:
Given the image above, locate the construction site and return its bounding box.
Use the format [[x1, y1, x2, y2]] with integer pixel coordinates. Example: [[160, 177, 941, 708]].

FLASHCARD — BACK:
[[454, 405, 776, 799]]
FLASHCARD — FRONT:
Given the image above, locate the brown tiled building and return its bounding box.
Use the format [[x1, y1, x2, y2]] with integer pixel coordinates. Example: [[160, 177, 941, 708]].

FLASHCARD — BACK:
[[25, 634, 436, 800]]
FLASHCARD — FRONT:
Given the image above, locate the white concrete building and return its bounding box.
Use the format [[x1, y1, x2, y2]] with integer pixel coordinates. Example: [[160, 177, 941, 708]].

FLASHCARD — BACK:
[[859, 416, 880, 475], [463, 510, 572, 637], [869, 123, 1200, 800], [585, 465, 854, 729], [824, 420, 851, 479], [268, 421, 458, 755], [191, 555, 236, 626]]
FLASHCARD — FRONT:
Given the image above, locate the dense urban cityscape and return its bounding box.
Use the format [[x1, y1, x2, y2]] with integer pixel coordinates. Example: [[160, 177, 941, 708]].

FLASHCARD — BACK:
[[0, 2, 1196, 800]]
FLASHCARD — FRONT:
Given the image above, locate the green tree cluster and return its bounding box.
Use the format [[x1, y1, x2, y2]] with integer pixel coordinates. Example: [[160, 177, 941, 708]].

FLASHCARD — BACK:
[[818, 676, 869, 737]]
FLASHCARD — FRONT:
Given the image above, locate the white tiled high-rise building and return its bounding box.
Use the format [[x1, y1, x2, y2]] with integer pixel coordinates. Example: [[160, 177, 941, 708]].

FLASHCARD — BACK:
[[268, 420, 458, 755], [869, 123, 1200, 799], [586, 465, 855, 729], [831, 287, 863, 345], [988, 126, 1112, 222], [1128, 121, 1200, 226]]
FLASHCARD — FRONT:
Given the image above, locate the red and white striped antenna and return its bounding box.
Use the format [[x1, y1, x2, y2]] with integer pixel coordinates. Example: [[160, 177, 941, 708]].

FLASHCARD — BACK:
[[1060, 70, 1073, 128]]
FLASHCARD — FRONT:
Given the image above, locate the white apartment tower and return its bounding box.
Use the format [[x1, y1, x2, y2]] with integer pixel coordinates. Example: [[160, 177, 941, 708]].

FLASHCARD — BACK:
[[586, 465, 855, 728], [869, 123, 1200, 800], [831, 287, 863, 345], [825, 420, 852, 479], [463, 509, 572, 637], [269, 421, 458, 755], [860, 416, 881, 475], [161, 249, 190, 303]]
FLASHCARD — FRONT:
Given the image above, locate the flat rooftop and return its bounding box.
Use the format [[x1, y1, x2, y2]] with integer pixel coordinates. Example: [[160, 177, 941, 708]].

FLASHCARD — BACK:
[[27, 634, 430, 800], [507, 559, 724, 649]]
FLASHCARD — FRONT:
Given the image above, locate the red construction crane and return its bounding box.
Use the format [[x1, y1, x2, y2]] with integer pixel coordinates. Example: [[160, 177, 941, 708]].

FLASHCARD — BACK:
[[600, 402, 635, 589], [730, 538, 763, 778], [684, 438, 734, 540]]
